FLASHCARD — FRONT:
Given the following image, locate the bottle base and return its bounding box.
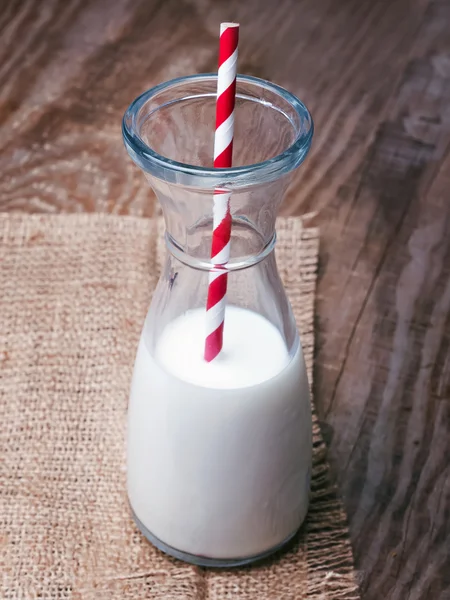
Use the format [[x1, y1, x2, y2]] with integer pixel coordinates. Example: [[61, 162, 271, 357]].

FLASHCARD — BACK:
[[131, 508, 299, 568]]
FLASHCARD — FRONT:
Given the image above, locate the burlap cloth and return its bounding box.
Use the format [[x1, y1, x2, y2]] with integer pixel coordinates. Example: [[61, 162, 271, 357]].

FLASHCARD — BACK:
[[0, 213, 360, 600]]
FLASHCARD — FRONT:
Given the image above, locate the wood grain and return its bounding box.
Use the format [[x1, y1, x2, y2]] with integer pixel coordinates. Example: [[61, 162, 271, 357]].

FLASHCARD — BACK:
[[0, 1, 449, 598]]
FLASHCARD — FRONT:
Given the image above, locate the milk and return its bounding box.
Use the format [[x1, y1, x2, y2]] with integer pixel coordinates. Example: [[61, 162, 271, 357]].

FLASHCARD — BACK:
[[127, 306, 312, 561]]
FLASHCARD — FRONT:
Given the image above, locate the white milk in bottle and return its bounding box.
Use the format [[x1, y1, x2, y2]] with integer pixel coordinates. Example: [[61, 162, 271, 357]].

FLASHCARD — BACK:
[[127, 305, 312, 563]]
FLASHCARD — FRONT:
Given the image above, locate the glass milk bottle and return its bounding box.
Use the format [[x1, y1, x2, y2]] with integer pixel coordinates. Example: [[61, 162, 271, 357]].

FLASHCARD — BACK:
[[122, 74, 314, 567]]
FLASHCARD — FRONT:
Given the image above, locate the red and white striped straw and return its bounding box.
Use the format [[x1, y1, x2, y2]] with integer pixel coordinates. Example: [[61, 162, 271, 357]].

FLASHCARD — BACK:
[[204, 22, 239, 363]]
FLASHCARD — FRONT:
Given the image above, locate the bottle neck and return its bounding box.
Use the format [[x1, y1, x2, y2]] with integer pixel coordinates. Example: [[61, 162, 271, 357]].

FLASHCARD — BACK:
[[165, 229, 277, 272], [149, 172, 291, 267]]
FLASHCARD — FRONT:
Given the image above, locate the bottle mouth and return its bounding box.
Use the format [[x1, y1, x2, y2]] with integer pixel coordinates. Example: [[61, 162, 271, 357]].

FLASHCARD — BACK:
[[122, 74, 313, 189]]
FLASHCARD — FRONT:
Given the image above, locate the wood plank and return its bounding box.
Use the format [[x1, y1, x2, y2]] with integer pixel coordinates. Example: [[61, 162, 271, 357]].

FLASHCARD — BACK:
[[312, 1, 450, 597], [0, 0, 428, 217]]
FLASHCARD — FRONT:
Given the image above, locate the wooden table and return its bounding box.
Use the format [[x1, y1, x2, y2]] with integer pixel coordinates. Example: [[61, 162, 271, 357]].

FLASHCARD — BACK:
[[1, 1, 449, 598]]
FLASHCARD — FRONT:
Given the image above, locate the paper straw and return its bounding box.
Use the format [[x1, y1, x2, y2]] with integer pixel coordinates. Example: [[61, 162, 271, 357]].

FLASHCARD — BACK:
[[204, 22, 239, 363]]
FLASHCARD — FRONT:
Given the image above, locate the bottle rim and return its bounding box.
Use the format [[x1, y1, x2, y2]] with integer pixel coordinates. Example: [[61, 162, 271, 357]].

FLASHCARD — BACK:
[[122, 74, 313, 188]]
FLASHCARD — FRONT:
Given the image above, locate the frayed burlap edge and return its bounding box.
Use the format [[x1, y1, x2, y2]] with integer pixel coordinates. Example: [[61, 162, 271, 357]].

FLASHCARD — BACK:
[[276, 219, 359, 600]]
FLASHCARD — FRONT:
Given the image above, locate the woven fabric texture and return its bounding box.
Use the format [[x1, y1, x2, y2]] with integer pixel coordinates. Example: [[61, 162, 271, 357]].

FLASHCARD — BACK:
[[0, 213, 359, 600]]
